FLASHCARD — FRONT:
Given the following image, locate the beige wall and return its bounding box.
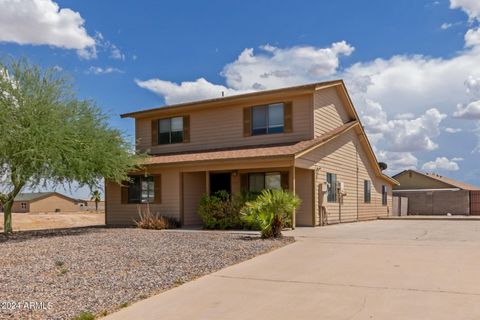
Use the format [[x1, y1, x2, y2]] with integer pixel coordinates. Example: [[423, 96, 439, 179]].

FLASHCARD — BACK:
[[394, 190, 469, 215], [106, 169, 181, 225], [295, 168, 314, 226], [182, 172, 206, 226], [106, 159, 294, 226], [297, 129, 393, 225], [11, 201, 29, 213], [29, 194, 79, 213], [313, 87, 352, 137], [135, 94, 314, 154], [393, 171, 452, 190]]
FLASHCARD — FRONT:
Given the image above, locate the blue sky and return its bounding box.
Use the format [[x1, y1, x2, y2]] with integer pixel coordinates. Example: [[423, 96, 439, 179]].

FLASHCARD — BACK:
[[1, 0, 480, 198]]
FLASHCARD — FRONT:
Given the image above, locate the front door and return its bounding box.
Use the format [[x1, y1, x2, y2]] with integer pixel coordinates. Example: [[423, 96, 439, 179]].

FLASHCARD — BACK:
[[210, 172, 232, 194]]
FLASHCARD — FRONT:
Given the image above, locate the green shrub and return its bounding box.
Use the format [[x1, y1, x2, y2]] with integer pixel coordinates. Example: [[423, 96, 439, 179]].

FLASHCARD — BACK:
[[135, 204, 180, 230], [71, 311, 95, 320], [241, 189, 301, 238], [198, 191, 257, 229]]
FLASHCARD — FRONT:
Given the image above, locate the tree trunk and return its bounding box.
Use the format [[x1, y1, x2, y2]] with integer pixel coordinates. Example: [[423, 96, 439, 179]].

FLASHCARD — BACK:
[[3, 201, 13, 234], [95, 200, 98, 212]]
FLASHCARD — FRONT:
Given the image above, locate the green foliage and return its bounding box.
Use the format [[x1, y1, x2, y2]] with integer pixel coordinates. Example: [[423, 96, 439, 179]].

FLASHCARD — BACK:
[[71, 311, 95, 320], [0, 58, 142, 233], [198, 191, 258, 229], [90, 190, 102, 211], [241, 189, 301, 238]]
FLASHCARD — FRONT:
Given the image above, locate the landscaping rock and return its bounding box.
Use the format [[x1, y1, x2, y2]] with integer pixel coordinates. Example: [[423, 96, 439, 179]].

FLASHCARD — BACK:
[[0, 228, 293, 319]]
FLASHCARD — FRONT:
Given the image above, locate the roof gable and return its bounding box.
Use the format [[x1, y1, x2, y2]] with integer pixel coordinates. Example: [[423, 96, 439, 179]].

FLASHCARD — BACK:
[[14, 192, 78, 203], [393, 170, 480, 190]]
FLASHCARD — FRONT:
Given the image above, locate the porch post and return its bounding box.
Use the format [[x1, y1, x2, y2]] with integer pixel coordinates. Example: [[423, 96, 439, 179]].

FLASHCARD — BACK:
[[205, 171, 210, 195], [289, 165, 296, 229]]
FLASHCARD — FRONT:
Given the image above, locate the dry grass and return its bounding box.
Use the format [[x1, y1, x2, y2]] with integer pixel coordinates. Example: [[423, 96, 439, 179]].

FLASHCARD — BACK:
[[135, 205, 179, 229], [0, 211, 105, 231]]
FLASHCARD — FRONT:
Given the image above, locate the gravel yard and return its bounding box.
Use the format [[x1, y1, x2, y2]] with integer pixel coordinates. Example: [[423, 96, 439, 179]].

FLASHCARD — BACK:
[[0, 228, 293, 320]]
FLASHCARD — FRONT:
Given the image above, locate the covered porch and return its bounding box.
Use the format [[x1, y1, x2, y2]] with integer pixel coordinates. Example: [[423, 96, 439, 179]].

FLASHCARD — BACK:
[[166, 157, 315, 228]]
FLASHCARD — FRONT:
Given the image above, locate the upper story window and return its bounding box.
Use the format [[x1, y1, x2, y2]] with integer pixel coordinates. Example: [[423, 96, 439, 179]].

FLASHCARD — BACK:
[[382, 185, 388, 206], [326, 173, 337, 203], [252, 103, 284, 135], [364, 180, 371, 203], [159, 117, 183, 144]]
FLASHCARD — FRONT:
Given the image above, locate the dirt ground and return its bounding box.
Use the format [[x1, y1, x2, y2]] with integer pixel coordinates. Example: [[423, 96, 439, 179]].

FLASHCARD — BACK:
[[0, 211, 105, 231]]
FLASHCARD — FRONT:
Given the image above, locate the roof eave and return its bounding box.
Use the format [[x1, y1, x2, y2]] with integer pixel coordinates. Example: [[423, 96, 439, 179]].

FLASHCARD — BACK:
[[121, 80, 343, 119]]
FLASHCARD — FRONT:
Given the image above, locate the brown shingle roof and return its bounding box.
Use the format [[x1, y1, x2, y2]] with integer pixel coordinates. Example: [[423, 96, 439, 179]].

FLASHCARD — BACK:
[[121, 80, 343, 118], [145, 121, 358, 165], [393, 170, 480, 191], [423, 172, 480, 191]]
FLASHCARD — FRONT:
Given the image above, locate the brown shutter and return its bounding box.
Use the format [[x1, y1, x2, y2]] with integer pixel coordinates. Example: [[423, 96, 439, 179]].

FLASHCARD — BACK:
[[183, 115, 190, 143], [240, 173, 249, 191], [284, 102, 293, 133], [243, 107, 252, 137], [121, 182, 129, 204], [151, 119, 159, 145], [154, 175, 162, 204], [281, 172, 289, 190]]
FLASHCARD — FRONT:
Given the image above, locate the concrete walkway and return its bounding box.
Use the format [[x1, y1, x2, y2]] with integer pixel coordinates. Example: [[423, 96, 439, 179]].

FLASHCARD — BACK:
[[104, 220, 480, 320]]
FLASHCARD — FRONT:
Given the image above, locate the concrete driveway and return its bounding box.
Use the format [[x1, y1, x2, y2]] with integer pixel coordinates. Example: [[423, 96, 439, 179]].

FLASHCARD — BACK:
[[104, 220, 480, 320]]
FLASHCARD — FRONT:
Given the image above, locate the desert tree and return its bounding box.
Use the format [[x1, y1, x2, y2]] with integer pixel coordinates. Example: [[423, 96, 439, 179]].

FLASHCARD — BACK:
[[90, 189, 102, 212], [0, 58, 141, 233]]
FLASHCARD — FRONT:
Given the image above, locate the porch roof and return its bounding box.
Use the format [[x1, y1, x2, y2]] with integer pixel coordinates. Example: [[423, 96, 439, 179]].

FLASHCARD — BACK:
[[145, 121, 358, 165]]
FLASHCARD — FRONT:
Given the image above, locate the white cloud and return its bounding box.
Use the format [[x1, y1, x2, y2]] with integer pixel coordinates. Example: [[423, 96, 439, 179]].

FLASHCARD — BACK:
[[378, 151, 418, 175], [450, 0, 480, 21], [394, 113, 415, 120], [86, 67, 123, 75], [465, 75, 480, 95], [110, 45, 125, 61], [465, 27, 480, 47], [452, 157, 464, 161], [385, 109, 446, 152], [444, 127, 463, 133], [422, 157, 460, 171], [0, 0, 96, 58], [453, 100, 480, 118], [441, 23, 453, 30], [135, 78, 247, 104], [222, 42, 354, 91]]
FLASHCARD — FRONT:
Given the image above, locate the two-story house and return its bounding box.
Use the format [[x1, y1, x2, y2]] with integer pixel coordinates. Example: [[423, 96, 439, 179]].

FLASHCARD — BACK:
[[105, 80, 398, 227]]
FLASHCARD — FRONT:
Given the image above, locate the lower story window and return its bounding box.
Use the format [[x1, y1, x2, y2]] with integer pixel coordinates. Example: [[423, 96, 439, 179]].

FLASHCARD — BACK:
[[248, 172, 282, 192], [21, 202, 27, 209], [382, 185, 388, 206], [128, 176, 155, 204], [326, 172, 337, 203], [364, 180, 371, 203]]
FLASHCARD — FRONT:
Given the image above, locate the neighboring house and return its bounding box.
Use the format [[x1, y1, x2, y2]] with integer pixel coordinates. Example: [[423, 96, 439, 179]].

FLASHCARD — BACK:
[[105, 80, 398, 227], [0, 192, 81, 213], [393, 170, 480, 215], [79, 200, 105, 211]]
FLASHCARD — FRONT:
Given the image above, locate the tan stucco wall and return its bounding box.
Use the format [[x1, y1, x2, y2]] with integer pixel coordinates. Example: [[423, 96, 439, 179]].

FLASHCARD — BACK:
[[29, 194, 79, 213], [297, 129, 393, 225], [11, 201, 30, 213], [135, 94, 314, 154], [182, 172, 206, 226], [295, 168, 314, 226], [393, 190, 469, 215]]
